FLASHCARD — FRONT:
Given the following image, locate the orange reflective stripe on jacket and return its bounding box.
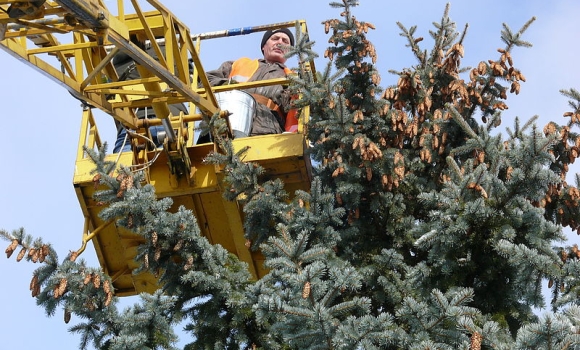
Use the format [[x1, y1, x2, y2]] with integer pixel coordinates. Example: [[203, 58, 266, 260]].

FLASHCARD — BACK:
[[229, 57, 259, 83], [229, 58, 299, 132], [282, 66, 299, 132], [285, 99, 299, 132]]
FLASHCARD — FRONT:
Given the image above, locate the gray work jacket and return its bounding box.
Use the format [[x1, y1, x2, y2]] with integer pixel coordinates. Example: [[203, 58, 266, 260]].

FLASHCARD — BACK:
[[205, 58, 291, 135]]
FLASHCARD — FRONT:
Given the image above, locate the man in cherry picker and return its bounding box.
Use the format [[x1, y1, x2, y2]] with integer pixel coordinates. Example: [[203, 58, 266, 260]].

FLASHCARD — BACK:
[[197, 27, 299, 143]]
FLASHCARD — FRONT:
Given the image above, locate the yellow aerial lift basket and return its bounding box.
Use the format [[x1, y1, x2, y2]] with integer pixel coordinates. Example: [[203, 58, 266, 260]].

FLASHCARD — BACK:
[[0, 0, 314, 296]]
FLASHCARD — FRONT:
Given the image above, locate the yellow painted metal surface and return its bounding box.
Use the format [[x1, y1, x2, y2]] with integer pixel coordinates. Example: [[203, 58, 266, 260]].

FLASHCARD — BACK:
[[74, 127, 311, 296], [1, 0, 314, 296]]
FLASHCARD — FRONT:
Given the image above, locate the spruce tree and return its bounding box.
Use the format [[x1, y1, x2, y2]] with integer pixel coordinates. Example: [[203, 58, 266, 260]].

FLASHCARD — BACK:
[[3, 1, 580, 349]]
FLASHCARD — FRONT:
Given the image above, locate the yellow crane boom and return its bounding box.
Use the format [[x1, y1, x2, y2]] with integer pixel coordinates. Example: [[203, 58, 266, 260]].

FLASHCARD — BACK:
[[0, 0, 314, 296]]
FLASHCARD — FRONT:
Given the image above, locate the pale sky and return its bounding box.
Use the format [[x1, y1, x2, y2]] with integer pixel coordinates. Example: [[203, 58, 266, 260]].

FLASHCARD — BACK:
[[1, 1, 580, 348]]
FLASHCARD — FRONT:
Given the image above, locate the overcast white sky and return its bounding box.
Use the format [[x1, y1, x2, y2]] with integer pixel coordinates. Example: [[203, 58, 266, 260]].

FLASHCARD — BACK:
[[1, 1, 580, 348]]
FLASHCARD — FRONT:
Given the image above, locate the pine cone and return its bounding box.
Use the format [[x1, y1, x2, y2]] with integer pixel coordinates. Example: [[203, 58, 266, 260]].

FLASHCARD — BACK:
[[562, 250, 569, 263], [29, 248, 38, 263], [32, 249, 42, 263], [103, 280, 111, 295], [69, 251, 79, 262], [92, 173, 101, 189], [5, 239, 18, 258], [144, 253, 149, 269], [83, 273, 92, 285], [302, 281, 311, 299], [16, 247, 26, 262], [154, 246, 161, 261], [30, 274, 40, 298], [105, 292, 113, 307], [64, 309, 71, 324], [29, 274, 38, 292], [365, 167, 372, 181], [470, 332, 482, 350], [127, 214, 133, 228], [42, 245, 49, 258], [184, 256, 194, 271], [85, 300, 96, 312], [38, 245, 50, 263], [32, 284, 40, 298], [173, 239, 184, 251], [92, 274, 101, 289], [54, 278, 67, 298]]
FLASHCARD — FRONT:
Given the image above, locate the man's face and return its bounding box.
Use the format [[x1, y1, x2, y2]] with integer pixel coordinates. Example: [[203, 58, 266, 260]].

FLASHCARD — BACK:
[[262, 32, 291, 64]]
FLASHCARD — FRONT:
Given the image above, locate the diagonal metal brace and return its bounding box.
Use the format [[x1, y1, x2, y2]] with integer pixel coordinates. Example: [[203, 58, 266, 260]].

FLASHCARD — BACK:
[[75, 217, 114, 256]]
